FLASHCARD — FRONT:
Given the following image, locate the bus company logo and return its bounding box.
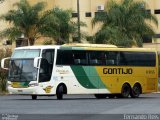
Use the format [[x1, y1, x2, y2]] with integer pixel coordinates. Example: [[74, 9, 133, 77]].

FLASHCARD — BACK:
[[103, 68, 133, 74], [56, 69, 69, 74], [43, 86, 53, 93], [2, 114, 18, 120]]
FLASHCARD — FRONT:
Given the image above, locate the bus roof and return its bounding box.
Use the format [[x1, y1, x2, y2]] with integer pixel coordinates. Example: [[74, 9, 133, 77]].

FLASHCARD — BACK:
[[63, 43, 117, 48], [14, 45, 60, 50], [14, 45, 157, 52]]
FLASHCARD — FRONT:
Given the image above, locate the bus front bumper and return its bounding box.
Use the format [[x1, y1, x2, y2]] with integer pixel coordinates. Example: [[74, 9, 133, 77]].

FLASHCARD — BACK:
[[8, 87, 38, 95]]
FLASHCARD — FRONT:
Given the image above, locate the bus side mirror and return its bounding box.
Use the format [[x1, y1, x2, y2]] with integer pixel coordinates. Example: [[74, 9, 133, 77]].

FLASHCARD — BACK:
[[34, 57, 42, 68], [1, 57, 10, 70]]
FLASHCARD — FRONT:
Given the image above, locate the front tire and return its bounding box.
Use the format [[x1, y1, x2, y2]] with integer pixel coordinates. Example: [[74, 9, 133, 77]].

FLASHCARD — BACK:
[[121, 83, 131, 98], [130, 84, 141, 98], [32, 95, 37, 100], [56, 85, 64, 100]]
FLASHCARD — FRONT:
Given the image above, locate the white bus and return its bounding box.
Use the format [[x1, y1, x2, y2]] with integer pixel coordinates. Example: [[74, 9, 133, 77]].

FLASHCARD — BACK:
[[1, 44, 158, 100]]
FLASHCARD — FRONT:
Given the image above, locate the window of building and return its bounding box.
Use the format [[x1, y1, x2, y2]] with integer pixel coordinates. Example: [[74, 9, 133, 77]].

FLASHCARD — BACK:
[[154, 34, 160, 38], [142, 35, 152, 43], [95, 11, 107, 18], [85, 12, 92, 17], [146, 10, 151, 14], [154, 9, 160, 14], [72, 13, 78, 17], [72, 37, 79, 42]]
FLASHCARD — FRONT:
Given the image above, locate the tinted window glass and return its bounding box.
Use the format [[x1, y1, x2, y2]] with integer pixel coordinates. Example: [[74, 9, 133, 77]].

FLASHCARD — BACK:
[[73, 51, 88, 65], [85, 12, 92, 17], [89, 51, 105, 65], [56, 50, 74, 65], [105, 51, 119, 65], [72, 13, 78, 17], [39, 49, 55, 82], [119, 52, 156, 66]]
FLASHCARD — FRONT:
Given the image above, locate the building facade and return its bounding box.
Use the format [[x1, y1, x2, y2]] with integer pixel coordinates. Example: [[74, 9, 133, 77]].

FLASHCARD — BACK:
[[0, 0, 160, 49]]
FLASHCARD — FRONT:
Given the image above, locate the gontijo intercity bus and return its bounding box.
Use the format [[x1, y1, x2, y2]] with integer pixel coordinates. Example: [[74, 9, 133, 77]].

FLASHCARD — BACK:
[[1, 44, 158, 100]]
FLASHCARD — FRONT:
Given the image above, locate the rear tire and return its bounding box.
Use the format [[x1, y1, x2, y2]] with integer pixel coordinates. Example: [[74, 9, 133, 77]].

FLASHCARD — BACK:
[[121, 83, 131, 98], [56, 85, 64, 100], [130, 84, 141, 98], [32, 95, 37, 100]]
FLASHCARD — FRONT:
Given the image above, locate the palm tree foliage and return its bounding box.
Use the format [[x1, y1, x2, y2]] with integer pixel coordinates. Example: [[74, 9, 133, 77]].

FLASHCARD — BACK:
[[40, 7, 87, 45], [92, 0, 158, 47], [0, 0, 46, 45], [0, 0, 87, 45], [39, 7, 75, 44]]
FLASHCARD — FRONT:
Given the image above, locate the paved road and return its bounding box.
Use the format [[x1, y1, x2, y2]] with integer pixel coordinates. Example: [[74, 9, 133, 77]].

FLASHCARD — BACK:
[[0, 93, 160, 120]]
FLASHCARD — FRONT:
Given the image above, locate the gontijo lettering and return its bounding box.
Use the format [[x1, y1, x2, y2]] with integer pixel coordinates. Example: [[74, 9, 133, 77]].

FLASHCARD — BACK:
[[103, 68, 133, 74]]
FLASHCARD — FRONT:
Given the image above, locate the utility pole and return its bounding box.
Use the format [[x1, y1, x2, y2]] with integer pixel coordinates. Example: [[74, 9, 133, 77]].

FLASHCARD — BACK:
[[77, 0, 81, 43]]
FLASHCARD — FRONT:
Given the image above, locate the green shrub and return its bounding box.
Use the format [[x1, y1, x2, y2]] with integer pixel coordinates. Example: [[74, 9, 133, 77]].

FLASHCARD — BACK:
[[0, 48, 12, 93], [0, 79, 7, 93]]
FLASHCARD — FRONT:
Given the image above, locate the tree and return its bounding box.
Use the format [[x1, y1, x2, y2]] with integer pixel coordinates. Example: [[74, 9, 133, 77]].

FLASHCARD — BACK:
[[0, 0, 46, 45], [39, 7, 73, 44], [92, 0, 158, 47], [0, 0, 87, 45], [0, 0, 4, 3], [39, 7, 87, 45]]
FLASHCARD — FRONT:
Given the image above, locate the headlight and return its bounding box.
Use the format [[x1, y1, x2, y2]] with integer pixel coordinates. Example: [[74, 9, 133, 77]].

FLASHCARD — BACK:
[[7, 82, 11, 87], [28, 83, 39, 87]]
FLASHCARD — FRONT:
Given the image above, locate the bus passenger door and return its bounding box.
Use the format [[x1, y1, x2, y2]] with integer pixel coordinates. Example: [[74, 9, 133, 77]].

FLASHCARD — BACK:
[[39, 49, 54, 93]]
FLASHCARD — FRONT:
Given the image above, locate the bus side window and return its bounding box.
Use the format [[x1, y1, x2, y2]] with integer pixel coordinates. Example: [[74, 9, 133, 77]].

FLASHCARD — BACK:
[[56, 50, 74, 65], [73, 51, 88, 65], [89, 51, 105, 65], [74, 59, 81, 64], [119, 51, 156, 66], [105, 51, 119, 66], [106, 60, 115, 65], [39, 49, 54, 82]]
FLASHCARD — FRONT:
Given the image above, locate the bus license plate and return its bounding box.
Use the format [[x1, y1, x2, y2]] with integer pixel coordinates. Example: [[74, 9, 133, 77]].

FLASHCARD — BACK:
[[18, 90, 23, 92]]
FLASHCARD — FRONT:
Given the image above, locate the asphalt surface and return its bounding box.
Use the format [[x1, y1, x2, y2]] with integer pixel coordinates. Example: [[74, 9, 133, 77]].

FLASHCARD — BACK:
[[0, 93, 160, 120]]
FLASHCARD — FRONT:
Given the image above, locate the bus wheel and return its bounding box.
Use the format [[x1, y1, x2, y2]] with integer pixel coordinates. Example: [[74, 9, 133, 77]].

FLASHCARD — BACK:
[[130, 84, 141, 98], [56, 85, 64, 100], [94, 94, 106, 99], [32, 95, 37, 100], [121, 83, 131, 98]]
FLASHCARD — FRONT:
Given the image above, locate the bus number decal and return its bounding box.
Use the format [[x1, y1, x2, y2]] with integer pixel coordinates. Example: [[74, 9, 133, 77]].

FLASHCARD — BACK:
[[146, 70, 155, 74]]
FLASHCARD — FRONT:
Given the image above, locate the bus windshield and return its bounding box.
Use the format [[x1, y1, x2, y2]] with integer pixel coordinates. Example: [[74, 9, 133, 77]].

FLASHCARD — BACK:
[[12, 49, 40, 58], [9, 49, 40, 82], [9, 59, 38, 82]]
